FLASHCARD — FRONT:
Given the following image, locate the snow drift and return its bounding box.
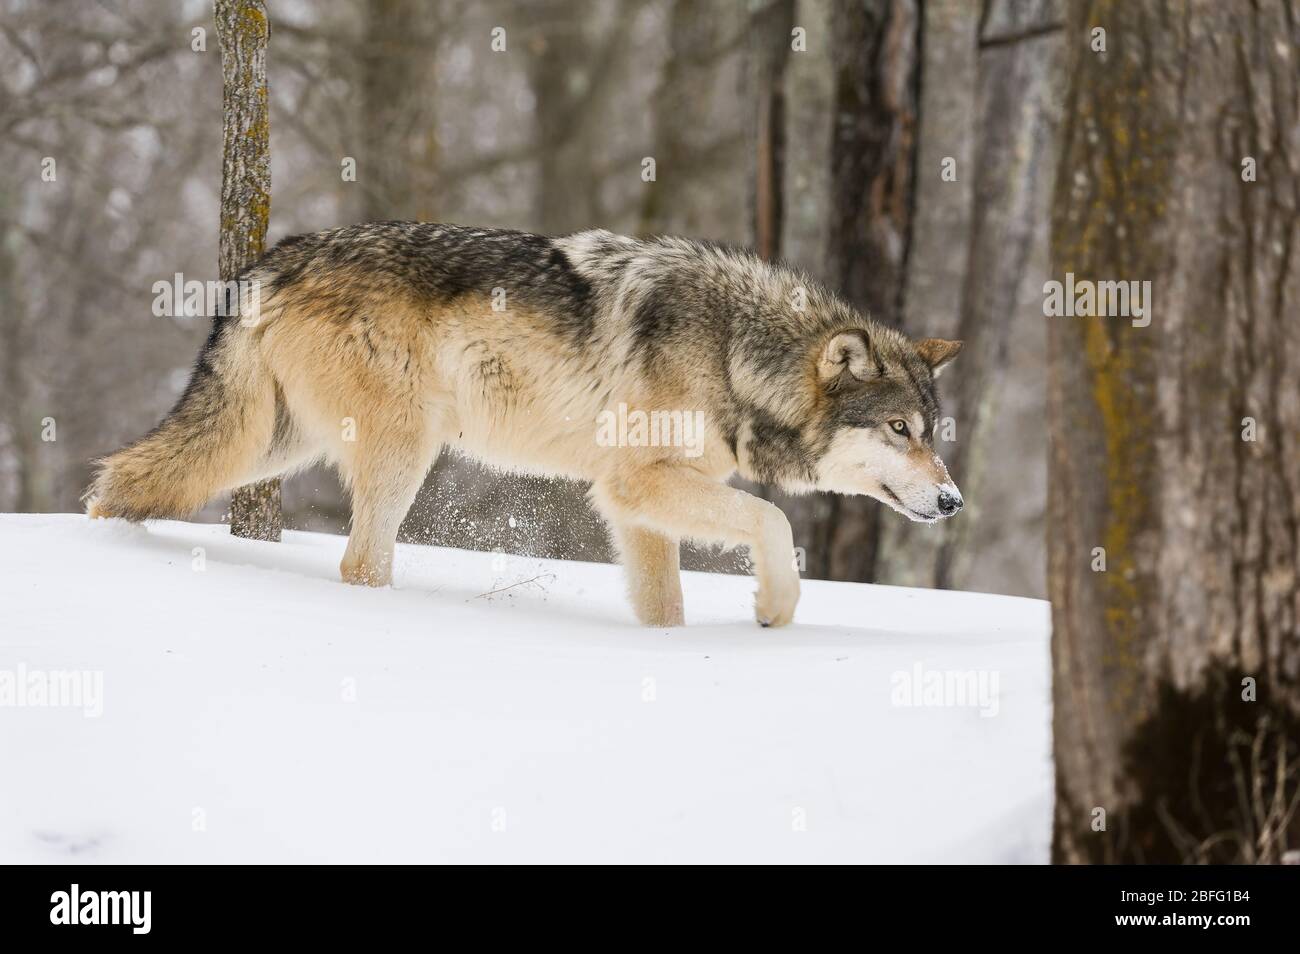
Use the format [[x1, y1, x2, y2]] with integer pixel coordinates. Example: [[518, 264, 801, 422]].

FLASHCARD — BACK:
[[0, 514, 1051, 863]]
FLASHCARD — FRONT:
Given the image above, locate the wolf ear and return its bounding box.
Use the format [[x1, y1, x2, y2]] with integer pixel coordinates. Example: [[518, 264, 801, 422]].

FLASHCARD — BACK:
[[916, 338, 962, 377], [819, 330, 873, 384]]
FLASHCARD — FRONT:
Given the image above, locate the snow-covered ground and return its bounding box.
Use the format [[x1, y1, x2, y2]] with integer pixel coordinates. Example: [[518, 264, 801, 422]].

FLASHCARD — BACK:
[[0, 514, 1052, 863]]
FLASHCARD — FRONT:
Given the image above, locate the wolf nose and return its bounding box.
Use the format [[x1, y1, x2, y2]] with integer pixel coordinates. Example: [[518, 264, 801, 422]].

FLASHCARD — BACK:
[[937, 490, 962, 516]]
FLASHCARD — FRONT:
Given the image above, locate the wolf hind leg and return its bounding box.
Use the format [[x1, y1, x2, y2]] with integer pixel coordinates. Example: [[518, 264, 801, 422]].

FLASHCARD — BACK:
[[338, 427, 440, 587], [592, 464, 799, 627], [609, 522, 684, 627], [225, 399, 323, 488]]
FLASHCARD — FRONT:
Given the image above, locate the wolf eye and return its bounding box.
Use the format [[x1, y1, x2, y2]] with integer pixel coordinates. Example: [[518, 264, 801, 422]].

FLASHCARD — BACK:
[[889, 420, 909, 437]]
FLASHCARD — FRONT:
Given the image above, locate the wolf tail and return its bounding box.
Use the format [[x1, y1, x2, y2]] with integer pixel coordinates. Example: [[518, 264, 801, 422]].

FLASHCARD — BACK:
[[85, 318, 280, 521]]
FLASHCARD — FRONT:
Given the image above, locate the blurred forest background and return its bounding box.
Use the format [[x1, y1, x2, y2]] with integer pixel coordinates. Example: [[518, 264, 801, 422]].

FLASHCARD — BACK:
[[0, 0, 1058, 598], [3, 0, 1298, 864]]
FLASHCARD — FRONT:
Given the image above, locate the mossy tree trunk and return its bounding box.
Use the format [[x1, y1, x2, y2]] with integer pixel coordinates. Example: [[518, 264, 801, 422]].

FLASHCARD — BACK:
[[215, 0, 280, 542], [1049, 0, 1300, 863]]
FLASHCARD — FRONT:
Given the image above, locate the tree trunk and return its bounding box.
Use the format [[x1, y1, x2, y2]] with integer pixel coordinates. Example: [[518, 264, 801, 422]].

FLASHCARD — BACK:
[[528, 0, 600, 234], [871, 0, 977, 588], [877, 0, 1061, 598], [786, 0, 919, 583], [749, 0, 796, 262], [638, 0, 732, 236], [929, 0, 1061, 588], [1049, 0, 1300, 863], [0, 221, 36, 512], [359, 0, 439, 221], [216, 0, 280, 542]]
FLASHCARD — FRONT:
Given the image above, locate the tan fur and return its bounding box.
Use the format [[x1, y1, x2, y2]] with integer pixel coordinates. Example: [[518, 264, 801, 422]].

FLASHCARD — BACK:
[[610, 524, 684, 627], [85, 333, 282, 521]]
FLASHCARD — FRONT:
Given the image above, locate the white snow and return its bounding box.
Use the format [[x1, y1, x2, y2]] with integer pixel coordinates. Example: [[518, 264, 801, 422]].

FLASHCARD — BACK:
[[0, 513, 1052, 863]]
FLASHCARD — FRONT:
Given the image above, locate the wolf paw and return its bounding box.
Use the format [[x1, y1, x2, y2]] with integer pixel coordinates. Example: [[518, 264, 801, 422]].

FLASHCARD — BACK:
[[754, 571, 799, 627], [340, 556, 392, 587], [636, 598, 685, 628]]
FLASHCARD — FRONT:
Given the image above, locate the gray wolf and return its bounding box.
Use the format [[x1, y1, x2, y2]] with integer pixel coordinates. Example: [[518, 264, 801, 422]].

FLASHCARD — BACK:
[[86, 223, 963, 627]]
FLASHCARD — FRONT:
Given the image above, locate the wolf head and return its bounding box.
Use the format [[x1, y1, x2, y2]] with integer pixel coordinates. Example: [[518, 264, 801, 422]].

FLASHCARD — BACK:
[[811, 329, 963, 523]]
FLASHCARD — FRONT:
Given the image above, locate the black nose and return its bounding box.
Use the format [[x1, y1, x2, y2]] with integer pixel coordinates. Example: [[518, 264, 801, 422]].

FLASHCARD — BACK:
[[937, 491, 962, 516]]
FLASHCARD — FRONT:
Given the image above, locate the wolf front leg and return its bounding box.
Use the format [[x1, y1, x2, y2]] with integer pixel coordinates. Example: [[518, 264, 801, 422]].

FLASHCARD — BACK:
[[339, 430, 439, 587], [610, 523, 685, 627], [594, 465, 800, 627]]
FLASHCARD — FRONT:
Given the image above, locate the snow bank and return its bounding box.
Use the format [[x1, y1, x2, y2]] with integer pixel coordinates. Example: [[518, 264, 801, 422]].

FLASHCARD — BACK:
[[0, 514, 1051, 863]]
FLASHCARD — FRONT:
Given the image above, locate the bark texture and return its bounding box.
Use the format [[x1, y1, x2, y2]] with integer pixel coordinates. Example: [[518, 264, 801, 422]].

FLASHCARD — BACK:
[[785, 0, 920, 583], [749, 0, 796, 262], [931, 0, 1061, 588], [216, 0, 280, 541], [1050, 0, 1300, 863], [638, 0, 748, 237], [360, 0, 439, 221], [879, 0, 1060, 597]]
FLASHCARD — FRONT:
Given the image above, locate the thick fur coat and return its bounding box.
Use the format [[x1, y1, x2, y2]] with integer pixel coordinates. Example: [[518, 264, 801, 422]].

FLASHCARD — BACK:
[[88, 223, 962, 626]]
